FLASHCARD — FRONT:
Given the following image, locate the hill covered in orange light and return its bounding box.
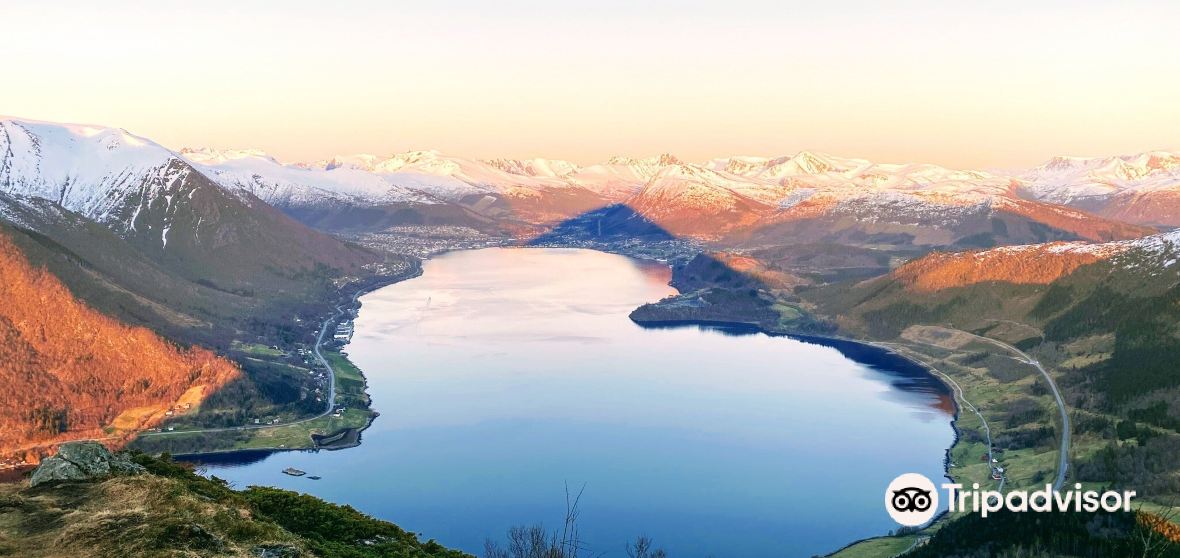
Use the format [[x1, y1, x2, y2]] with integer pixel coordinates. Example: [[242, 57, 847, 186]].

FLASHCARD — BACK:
[[890, 242, 1122, 293], [0, 232, 239, 463]]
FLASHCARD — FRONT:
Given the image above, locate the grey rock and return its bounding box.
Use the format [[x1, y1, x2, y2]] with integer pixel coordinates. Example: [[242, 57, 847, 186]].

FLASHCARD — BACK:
[[29, 441, 145, 487], [28, 457, 86, 486]]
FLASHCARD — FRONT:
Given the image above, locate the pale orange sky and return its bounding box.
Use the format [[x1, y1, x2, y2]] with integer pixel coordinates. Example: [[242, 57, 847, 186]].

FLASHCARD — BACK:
[[4, 1, 1179, 168]]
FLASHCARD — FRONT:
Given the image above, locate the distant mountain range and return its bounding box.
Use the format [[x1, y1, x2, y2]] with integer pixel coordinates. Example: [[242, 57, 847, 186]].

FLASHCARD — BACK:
[[4, 115, 1177, 329], [1019, 153, 1180, 227], [5, 117, 1174, 250], [180, 134, 1170, 249]]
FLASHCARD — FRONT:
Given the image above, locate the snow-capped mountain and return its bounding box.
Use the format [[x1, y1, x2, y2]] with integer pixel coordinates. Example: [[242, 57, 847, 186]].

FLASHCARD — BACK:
[[181, 147, 440, 206], [304, 150, 589, 202], [624, 162, 776, 237], [0, 118, 192, 231], [0, 116, 379, 292], [484, 157, 581, 179], [173, 143, 1162, 243], [1018, 152, 1180, 227]]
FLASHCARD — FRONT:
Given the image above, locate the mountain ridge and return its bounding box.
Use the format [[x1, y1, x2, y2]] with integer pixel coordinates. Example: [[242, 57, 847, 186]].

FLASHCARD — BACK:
[[6, 115, 1173, 245], [176, 139, 1173, 241]]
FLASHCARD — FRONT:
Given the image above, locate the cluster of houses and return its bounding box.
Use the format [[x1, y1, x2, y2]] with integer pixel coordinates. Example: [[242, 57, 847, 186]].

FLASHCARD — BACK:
[[333, 320, 354, 342], [979, 450, 1007, 481]]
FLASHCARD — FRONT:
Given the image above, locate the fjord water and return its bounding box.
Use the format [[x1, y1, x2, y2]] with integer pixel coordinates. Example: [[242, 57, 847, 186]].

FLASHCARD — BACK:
[[198, 248, 954, 556]]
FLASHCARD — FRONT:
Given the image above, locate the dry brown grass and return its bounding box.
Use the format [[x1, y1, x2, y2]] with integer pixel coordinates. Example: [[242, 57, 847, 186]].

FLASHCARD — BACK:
[[0, 475, 305, 557]]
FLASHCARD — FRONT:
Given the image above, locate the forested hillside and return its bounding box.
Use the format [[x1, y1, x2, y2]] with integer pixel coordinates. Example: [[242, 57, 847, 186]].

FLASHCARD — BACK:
[[809, 232, 1180, 497], [0, 231, 240, 463]]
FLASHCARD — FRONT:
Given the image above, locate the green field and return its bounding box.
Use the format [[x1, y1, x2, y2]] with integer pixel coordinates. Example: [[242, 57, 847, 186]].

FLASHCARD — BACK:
[[231, 341, 287, 358], [829, 535, 917, 558], [132, 349, 375, 454], [215, 407, 374, 451], [324, 350, 371, 408]]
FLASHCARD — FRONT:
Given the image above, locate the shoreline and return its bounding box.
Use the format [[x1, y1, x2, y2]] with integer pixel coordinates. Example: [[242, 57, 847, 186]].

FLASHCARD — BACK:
[[150, 260, 424, 461], [630, 316, 966, 554], [0, 272, 413, 478], [310, 263, 426, 445]]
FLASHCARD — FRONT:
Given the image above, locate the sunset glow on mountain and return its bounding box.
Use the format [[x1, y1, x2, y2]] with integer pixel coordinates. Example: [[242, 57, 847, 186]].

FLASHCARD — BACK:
[[5, 3, 1180, 556]]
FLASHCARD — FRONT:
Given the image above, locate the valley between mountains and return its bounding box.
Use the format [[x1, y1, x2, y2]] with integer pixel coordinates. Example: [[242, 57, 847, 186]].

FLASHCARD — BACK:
[[3, 115, 1180, 555]]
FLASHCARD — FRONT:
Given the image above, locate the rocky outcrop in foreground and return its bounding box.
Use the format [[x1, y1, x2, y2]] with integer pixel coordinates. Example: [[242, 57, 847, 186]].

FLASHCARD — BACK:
[[2, 451, 467, 557], [28, 441, 145, 487]]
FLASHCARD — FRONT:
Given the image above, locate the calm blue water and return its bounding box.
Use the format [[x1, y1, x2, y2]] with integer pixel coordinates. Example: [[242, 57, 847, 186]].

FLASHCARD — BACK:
[[195, 248, 954, 557]]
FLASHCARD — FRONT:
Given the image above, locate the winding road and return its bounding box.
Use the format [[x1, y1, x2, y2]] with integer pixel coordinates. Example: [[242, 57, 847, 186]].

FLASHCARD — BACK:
[[881, 327, 1072, 492], [966, 333, 1070, 490], [881, 332, 1070, 558], [140, 292, 355, 437], [877, 342, 1005, 492]]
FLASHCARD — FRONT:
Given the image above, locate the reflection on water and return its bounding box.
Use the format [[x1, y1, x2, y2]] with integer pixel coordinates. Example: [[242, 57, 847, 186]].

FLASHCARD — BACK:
[[631, 322, 955, 417], [193, 248, 954, 557]]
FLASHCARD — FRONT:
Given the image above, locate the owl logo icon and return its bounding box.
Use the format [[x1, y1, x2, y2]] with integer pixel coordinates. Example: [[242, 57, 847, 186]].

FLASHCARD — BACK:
[[885, 473, 938, 526], [891, 486, 933, 513]]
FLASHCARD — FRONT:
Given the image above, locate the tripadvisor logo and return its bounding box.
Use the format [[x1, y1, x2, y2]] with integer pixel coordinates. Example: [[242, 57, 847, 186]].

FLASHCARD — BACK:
[[885, 473, 1138, 527], [886, 473, 939, 526]]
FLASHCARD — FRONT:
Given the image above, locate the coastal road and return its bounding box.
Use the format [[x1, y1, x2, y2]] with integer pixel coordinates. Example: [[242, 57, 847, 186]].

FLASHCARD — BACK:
[[884, 330, 1070, 491], [877, 342, 1004, 493], [930, 361, 1003, 492], [140, 292, 356, 437], [964, 333, 1070, 491]]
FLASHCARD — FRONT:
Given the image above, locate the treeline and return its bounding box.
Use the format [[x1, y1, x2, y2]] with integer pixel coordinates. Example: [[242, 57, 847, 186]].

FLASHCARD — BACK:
[[1076, 437, 1180, 496], [1043, 282, 1180, 403]]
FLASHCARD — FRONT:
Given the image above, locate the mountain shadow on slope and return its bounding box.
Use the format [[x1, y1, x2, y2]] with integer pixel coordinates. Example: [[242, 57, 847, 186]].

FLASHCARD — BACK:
[[527, 203, 676, 243]]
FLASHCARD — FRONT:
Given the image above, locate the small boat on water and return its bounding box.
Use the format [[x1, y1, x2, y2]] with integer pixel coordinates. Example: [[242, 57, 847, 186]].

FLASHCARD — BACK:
[[282, 467, 306, 477], [307, 476, 322, 480]]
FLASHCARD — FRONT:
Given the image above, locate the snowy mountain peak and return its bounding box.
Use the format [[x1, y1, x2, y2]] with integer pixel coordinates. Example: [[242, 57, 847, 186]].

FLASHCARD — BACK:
[[1019, 150, 1180, 226], [315, 154, 377, 171], [184, 147, 439, 207], [786, 150, 837, 174], [605, 155, 639, 166], [180, 147, 279, 165], [1028, 151, 1180, 178], [653, 153, 683, 166], [482, 158, 581, 178], [0, 117, 187, 225], [0, 116, 171, 160]]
